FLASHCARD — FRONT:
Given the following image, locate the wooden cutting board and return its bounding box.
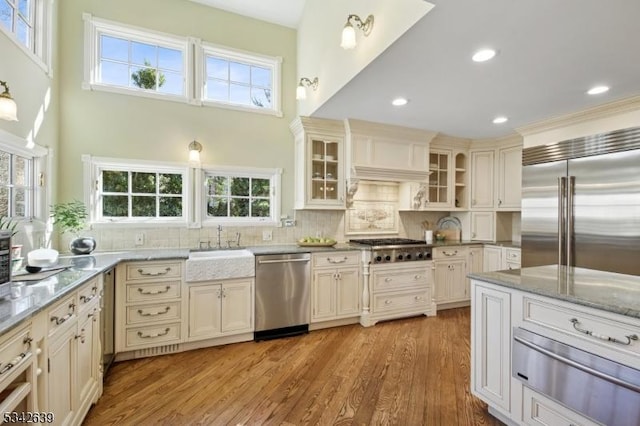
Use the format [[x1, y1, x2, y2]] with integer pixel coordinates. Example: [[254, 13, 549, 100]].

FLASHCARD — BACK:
[[437, 229, 461, 241]]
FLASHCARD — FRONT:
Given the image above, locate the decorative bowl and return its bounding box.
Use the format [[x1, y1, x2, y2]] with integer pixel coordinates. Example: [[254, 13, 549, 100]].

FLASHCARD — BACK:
[[27, 248, 59, 268]]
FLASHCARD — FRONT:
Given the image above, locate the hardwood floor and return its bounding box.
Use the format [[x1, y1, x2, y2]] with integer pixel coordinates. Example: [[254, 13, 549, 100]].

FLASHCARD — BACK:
[[84, 308, 500, 425]]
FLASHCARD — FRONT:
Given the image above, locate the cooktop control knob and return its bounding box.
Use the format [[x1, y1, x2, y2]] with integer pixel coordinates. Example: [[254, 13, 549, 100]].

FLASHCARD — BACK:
[[385, 255, 391, 262], [406, 254, 412, 260], [397, 254, 404, 261], [375, 256, 382, 263], [418, 253, 424, 259]]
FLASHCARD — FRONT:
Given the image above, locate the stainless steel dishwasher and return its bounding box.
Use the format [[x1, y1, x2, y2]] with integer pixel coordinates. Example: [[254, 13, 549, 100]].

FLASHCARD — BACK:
[[254, 252, 310, 340]]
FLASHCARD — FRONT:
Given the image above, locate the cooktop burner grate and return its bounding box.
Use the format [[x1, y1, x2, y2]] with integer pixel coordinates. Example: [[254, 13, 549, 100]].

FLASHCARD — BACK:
[[350, 238, 424, 246]]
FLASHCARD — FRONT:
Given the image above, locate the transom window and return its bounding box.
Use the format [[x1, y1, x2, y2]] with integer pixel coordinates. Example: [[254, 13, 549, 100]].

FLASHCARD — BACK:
[[0, 149, 34, 218], [99, 169, 185, 220], [203, 45, 280, 112], [0, 0, 34, 50]]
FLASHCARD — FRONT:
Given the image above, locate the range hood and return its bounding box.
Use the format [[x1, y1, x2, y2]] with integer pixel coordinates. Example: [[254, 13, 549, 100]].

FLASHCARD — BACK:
[[345, 119, 438, 182]]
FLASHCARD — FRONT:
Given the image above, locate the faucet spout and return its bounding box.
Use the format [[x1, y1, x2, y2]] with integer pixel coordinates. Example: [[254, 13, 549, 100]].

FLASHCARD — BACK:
[[216, 225, 223, 249]]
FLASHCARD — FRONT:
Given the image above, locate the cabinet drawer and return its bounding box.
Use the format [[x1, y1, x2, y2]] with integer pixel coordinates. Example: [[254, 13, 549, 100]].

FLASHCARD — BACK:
[[372, 268, 429, 292], [125, 261, 182, 282], [505, 261, 521, 270], [522, 386, 598, 426], [505, 248, 521, 262], [523, 297, 640, 357], [77, 277, 100, 311], [126, 281, 181, 303], [0, 325, 33, 387], [47, 295, 77, 336], [373, 289, 430, 313], [433, 246, 467, 259], [126, 302, 182, 325], [125, 323, 181, 349], [312, 251, 360, 268]]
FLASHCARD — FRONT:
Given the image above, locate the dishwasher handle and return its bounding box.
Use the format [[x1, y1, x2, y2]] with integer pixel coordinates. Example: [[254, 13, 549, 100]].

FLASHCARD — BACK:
[[257, 258, 310, 265]]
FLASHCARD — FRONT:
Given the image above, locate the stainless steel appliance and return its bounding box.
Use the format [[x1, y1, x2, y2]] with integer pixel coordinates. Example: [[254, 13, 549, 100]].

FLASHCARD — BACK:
[[521, 126, 640, 275], [101, 267, 115, 374], [254, 253, 310, 340], [513, 327, 640, 426], [349, 238, 432, 264], [0, 230, 12, 299]]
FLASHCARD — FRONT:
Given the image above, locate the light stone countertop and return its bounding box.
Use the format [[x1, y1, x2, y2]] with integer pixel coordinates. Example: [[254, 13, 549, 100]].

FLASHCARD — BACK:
[[469, 265, 640, 319]]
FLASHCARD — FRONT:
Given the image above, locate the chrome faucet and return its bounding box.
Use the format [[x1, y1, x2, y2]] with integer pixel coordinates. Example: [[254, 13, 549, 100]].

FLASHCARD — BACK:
[[216, 225, 223, 249]]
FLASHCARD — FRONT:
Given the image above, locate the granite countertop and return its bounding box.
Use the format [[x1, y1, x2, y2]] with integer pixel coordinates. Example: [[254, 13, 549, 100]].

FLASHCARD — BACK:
[[248, 243, 361, 255], [469, 265, 640, 319]]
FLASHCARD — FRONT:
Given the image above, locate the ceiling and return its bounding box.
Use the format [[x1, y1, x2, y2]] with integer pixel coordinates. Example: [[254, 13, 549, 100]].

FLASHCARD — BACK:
[[189, 0, 306, 29], [194, 0, 640, 140]]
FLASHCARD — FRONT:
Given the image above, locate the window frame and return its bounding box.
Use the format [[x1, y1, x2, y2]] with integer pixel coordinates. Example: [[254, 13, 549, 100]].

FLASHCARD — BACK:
[[0, 0, 52, 74], [83, 155, 191, 227], [82, 13, 192, 104], [198, 41, 283, 117], [197, 165, 282, 227]]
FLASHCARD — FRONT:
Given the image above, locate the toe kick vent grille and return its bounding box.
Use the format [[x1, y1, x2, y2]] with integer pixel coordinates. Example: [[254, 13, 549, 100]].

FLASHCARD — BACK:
[[135, 344, 181, 358]]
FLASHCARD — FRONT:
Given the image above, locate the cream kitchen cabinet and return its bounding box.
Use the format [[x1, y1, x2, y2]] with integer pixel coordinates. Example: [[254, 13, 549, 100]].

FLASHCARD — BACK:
[[290, 117, 345, 210], [187, 278, 253, 341], [497, 145, 522, 210], [0, 323, 37, 420], [471, 281, 512, 413], [115, 260, 185, 354], [433, 246, 468, 307], [484, 246, 521, 271], [470, 211, 495, 241], [467, 245, 484, 284], [311, 252, 360, 323], [470, 150, 495, 210]]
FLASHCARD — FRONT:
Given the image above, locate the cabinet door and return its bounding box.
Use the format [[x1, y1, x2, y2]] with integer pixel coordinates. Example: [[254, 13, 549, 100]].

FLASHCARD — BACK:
[[48, 327, 76, 426], [427, 150, 451, 207], [467, 247, 484, 295], [76, 304, 99, 410], [312, 270, 336, 321], [448, 260, 467, 300], [433, 261, 450, 302], [336, 268, 360, 317], [434, 260, 466, 303], [188, 284, 222, 340], [471, 211, 495, 241], [471, 150, 495, 209], [306, 136, 345, 208], [498, 146, 522, 209], [471, 282, 511, 412], [483, 247, 503, 271], [221, 280, 253, 333]]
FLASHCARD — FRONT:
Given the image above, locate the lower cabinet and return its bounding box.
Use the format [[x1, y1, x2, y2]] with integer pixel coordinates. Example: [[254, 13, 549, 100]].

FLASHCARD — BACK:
[[0, 324, 37, 419], [188, 278, 253, 341], [484, 245, 521, 271], [433, 248, 468, 305], [311, 252, 360, 323]]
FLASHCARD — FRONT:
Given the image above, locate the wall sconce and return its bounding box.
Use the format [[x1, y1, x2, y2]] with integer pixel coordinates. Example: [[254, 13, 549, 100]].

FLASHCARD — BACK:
[[0, 80, 18, 121], [188, 140, 202, 165], [340, 14, 374, 50], [296, 77, 318, 100]]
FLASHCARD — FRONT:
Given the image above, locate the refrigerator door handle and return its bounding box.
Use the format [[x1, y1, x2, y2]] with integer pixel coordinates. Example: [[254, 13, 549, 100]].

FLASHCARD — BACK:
[[558, 177, 567, 266], [567, 176, 575, 267]]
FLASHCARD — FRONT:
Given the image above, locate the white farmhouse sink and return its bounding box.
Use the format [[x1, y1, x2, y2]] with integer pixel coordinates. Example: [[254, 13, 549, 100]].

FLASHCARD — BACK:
[[185, 249, 255, 282]]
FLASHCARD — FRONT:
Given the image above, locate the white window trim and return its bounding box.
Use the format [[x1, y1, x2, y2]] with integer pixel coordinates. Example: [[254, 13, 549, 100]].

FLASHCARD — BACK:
[[197, 164, 282, 227], [82, 13, 192, 104], [0, 128, 50, 223], [198, 41, 283, 117], [0, 0, 53, 75], [83, 155, 191, 228]]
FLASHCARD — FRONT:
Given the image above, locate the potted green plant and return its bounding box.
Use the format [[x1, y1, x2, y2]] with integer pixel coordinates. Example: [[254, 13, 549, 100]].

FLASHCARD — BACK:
[[50, 201, 96, 255]]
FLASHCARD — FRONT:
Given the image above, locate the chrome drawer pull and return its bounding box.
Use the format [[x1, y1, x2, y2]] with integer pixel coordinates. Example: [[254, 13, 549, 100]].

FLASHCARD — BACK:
[[80, 294, 96, 303], [443, 250, 458, 256], [137, 328, 171, 339], [0, 352, 29, 375], [137, 267, 171, 276], [384, 300, 392, 305], [138, 286, 171, 295], [138, 306, 171, 317], [327, 256, 348, 264], [414, 275, 422, 279], [570, 318, 639, 346], [414, 296, 423, 301], [384, 278, 392, 282], [51, 311, 74, 325]]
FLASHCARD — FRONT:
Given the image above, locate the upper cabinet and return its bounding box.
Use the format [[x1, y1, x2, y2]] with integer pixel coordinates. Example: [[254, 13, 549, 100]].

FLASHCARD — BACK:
[[290, 117, 346, 210], [497, 145, 522, 210], [470, 150, 495, 210], [428, 149, 451, 208]]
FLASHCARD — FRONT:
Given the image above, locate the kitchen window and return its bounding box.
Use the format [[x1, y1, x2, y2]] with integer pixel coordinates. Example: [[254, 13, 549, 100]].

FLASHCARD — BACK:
[[0, 0, 52, 71], [201, 167, 281, 226], [200, 43, 282, 116], [83, 14, 190, 102], [85, 156, 189, 225]]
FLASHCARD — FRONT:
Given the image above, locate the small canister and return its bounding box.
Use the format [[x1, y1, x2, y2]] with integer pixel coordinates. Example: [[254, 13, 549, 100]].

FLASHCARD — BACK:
[[425, 230, 433, 244]]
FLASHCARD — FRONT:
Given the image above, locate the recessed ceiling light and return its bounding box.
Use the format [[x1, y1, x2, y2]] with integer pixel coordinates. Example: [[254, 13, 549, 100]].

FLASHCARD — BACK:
[[392, 97, 408, 106], [493, 116, 508, 124], [587, 85, 609, 95], [472, 49, 496, 62]]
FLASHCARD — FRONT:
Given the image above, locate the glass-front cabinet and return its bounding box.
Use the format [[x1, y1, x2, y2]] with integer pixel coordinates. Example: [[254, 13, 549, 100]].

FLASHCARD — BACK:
[[428, 150, 451, 207], [290, 117, 345, 209]]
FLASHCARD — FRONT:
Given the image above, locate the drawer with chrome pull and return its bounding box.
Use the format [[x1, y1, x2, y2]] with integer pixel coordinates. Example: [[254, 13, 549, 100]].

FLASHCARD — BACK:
[[373, 288, 431, 313], [77, 277, 100, 311], [505, 248, 521, 263], [125, 261, 182, 281], [124, 323, 181, 349], [372, 268, 430, 291], [126, 281, 181, 303], [125, 301, 182, 325], [47, 295, 77, 336], [0, 325, 33, 388], [433, 246, 468, 260], [312, 251, 360, 268]]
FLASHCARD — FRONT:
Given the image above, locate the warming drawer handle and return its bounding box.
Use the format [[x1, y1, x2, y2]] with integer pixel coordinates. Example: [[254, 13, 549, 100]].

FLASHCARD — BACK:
[[257, 258, 310, 265], [137, 328, 171, 339], [137, 267, 171, 276], [138, 286, 171, 295], [327, 256, 348, 264], [570, 318, 638, 346], [514, 334, 640, 393], [138, 306, 171, 317]]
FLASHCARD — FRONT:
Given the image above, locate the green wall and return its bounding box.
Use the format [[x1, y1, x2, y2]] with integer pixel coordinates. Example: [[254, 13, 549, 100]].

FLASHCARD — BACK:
[[58, 0, 298, 214]]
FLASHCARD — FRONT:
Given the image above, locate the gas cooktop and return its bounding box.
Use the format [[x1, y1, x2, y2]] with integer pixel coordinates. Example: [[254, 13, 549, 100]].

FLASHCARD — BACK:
[[349, 238, 425, 247], [350, 238, 431, 263]]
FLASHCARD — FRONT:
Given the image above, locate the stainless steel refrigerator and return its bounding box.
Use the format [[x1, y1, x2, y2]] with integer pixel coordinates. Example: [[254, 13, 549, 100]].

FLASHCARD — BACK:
[[521, 126, 640, 275]]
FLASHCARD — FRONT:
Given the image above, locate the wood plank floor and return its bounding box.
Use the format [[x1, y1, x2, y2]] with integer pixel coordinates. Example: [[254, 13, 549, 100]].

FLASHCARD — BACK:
[[83, 308, 500, 425]]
